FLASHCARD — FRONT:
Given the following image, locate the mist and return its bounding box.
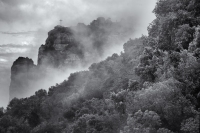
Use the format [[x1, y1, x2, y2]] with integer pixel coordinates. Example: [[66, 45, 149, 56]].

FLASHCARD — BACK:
[[0, 0, 156, 107]]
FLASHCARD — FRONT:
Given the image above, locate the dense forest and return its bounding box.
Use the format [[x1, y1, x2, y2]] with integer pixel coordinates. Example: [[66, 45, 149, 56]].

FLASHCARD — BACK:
[[0, 0, 200, 132]]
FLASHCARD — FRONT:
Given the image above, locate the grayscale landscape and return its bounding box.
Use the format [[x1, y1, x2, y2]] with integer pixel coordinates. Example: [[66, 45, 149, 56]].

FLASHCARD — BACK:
[[0, 0, 199, 132]]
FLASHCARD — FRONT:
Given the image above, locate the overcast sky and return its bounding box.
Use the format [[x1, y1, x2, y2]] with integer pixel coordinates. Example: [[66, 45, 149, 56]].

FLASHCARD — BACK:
[[0, 0, 157, 107]]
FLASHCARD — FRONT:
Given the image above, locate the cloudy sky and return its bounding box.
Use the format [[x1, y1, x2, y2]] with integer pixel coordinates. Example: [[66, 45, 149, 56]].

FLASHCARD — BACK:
[[0, 0, 157, 107]]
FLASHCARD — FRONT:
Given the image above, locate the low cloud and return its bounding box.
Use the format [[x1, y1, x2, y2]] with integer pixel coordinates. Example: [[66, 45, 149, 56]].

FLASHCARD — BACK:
[[0, 31, 36, 36], [0, 47, 27, 54], [0, 44, 35, 54], [0, 0, 157, 107]]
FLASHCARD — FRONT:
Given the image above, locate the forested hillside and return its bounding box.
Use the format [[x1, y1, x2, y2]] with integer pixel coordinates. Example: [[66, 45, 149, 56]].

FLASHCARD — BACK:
[[0, 0, 200, 132]]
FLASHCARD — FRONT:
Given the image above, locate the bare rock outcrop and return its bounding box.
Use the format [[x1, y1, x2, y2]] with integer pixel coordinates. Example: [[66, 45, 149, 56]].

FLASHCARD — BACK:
[[9, 57, 39, 100]]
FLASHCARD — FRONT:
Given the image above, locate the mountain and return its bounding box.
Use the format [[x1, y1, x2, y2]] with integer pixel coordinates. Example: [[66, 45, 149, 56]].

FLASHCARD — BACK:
[[38, 17, 132, 68], [9, 17, 133, 100]]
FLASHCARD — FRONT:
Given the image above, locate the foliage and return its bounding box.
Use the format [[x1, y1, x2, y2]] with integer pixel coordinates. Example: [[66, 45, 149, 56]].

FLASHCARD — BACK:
[[122, 110, 161, 133]]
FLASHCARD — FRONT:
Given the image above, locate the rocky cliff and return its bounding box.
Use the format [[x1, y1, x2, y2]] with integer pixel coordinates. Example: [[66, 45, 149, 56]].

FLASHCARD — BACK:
[[9, 17, 133, 100], [38, 26, 84, 68], [9, 57, 39, 100], [37, 17, 132, 68]]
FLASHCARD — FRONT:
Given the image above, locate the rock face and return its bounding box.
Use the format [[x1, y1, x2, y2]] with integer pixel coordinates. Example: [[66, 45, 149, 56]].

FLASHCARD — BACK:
[[38, 26, 84, 68], [9, 17, 133, 100], [9, 57, 38, 100]]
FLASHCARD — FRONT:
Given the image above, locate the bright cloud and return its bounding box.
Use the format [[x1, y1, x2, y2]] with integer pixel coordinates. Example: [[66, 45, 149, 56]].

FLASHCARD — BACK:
[[0, 47, 27, 54], [0, 58, 8, 62]]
